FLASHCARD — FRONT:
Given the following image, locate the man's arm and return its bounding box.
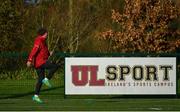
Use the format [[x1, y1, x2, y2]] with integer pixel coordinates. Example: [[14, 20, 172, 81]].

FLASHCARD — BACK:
[[27, 39, 40, 67]]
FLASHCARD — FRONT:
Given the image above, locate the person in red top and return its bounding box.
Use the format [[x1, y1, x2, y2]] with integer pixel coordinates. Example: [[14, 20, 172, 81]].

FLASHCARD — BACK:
[[27, 28, 59, 103]]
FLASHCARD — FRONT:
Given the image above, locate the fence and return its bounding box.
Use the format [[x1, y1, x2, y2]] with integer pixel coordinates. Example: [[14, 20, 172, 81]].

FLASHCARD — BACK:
[[0, 52, 179, 99]]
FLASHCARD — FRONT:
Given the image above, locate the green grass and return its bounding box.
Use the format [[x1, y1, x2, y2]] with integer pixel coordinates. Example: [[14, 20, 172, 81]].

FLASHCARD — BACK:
[[0, 79, 180, 111]]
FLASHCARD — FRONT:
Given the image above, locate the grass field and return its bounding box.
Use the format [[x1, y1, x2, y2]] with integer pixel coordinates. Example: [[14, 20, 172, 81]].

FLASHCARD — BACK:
[[0, 79, 180, 111]]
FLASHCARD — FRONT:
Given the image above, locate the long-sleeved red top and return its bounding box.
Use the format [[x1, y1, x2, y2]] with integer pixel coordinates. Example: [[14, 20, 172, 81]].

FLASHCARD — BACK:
[[28, 35, 50, 68]]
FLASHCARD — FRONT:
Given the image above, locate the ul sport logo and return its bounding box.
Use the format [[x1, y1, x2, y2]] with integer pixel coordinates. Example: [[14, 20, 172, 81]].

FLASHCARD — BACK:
[[71, 65, 105, 86]]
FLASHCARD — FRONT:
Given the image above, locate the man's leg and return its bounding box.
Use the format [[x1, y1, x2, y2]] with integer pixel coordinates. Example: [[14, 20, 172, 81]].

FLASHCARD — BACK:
[[47, 63, 59, 80], [41, 60, 59, 80], [35, 68, 45, 95], [32, 68, 45, 103]]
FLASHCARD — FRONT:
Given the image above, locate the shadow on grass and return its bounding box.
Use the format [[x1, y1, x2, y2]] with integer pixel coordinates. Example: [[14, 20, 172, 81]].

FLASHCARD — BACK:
[[65, 95, 179, 100], [109, 95, 179, 99], [0, 86, 63, 99]]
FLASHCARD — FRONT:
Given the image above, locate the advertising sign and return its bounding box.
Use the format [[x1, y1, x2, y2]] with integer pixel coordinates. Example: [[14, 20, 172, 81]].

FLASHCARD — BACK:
[[65, 57, 176, 95]]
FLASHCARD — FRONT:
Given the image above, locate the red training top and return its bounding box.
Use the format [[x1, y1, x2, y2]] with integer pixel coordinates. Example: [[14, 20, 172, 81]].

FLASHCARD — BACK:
[[28, 35, 50, 68]]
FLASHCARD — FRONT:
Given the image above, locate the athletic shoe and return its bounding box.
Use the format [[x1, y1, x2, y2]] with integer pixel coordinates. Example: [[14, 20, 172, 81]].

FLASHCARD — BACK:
[[42, 78, 52, 88], [32, 95, 43, 103]]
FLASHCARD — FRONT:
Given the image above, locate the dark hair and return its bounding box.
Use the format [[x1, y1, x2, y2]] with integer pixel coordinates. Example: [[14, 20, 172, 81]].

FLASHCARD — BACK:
[[37, 28, 47, 36]]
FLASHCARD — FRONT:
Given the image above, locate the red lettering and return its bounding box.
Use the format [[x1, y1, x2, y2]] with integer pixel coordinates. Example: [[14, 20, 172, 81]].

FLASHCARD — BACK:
[[89, 66, 105, 86], [71, 66, 88, 86], [71, 65, 105, 86]]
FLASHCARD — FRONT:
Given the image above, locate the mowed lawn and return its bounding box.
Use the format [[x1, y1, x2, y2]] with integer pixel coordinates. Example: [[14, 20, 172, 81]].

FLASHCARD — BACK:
[[0, 79, 180, 111]]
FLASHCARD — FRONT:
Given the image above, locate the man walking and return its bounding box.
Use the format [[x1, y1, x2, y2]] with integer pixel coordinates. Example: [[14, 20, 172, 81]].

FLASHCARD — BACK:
[[27, 28, 59, 103]]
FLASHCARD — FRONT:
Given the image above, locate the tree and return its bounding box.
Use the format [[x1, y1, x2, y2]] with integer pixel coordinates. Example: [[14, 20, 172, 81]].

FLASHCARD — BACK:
[[99, 0, 180, 53], [0, 0, 23, 51], [21, 0, 127, 53], [0, 0, 23, 71]]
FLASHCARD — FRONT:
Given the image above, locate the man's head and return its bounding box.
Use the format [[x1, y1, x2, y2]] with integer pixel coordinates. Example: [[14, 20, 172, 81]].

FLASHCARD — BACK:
[[38, 28, 48, 38]]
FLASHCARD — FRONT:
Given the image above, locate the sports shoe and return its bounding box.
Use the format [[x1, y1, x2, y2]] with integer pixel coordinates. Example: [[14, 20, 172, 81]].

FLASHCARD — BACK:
[[32, 95, 43, 103], [42, 78, 52, 88]]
